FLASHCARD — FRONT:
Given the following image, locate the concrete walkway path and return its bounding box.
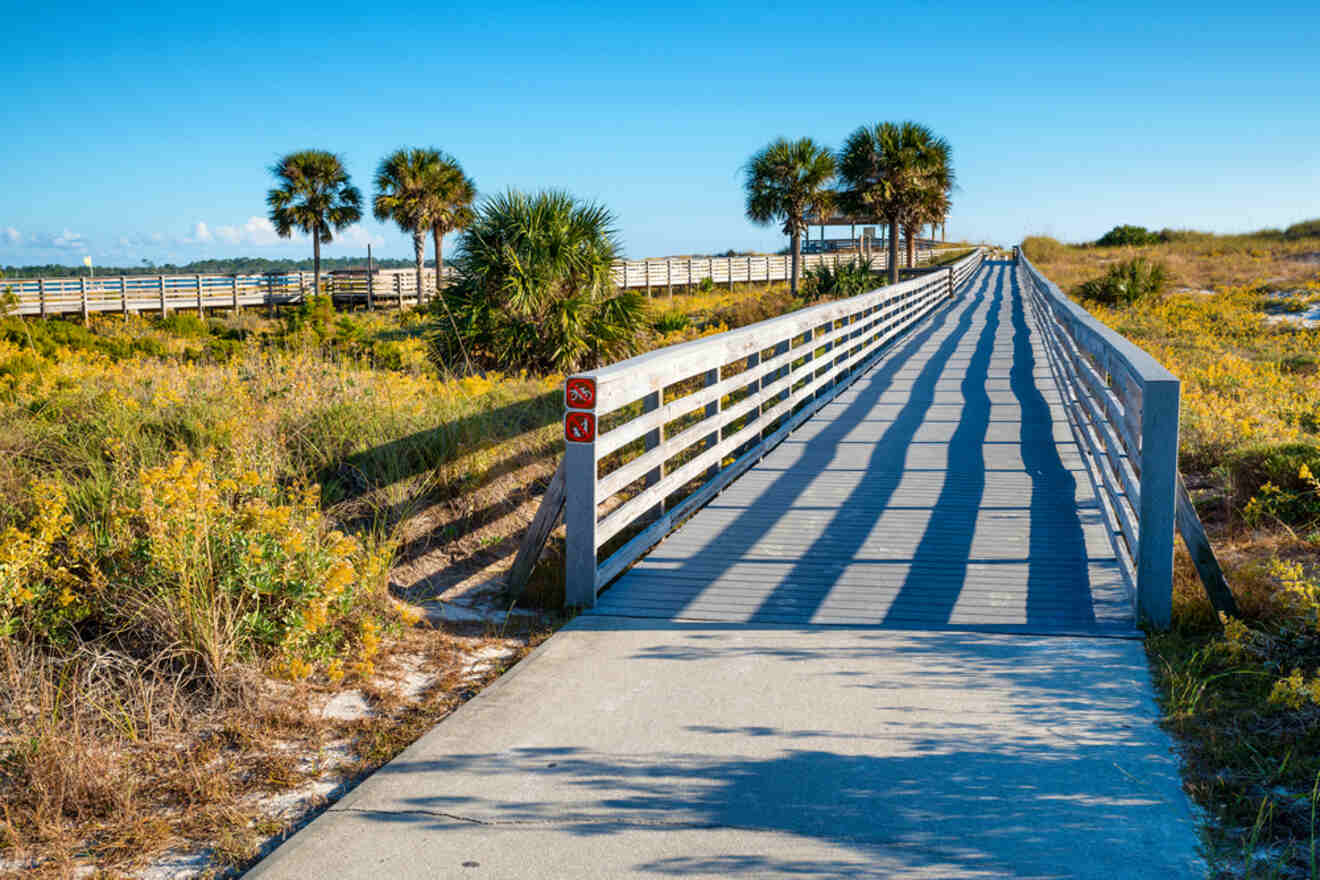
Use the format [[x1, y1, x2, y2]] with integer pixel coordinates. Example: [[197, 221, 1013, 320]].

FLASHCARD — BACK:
[[246, 615, 1203, 879]]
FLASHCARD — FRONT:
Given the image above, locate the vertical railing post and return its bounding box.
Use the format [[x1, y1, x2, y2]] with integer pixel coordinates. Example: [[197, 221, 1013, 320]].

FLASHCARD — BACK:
[[79, 276, 89, 325], [195, 274, 203, 314], [232, 274, 240, 314], [1136, 377, 1180, 628], [642, 388, 664, 521], [563, 375, 599, 607], [120, 275, 129, 319], [159, 275, 168, 316], [38, 278, 48, 318]]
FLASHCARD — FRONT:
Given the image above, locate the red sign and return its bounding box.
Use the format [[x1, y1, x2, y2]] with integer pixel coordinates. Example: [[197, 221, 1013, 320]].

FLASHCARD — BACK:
[[565, 377, 596, 409], [565, 412, 596, 443]]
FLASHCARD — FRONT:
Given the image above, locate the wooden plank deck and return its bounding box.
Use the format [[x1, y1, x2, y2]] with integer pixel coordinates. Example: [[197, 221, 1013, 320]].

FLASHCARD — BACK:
[[589, 261, 1137, 635]]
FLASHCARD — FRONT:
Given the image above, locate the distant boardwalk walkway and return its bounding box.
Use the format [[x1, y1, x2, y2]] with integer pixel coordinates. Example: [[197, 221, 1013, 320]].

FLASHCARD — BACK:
[[592, 261, 1134, 634]]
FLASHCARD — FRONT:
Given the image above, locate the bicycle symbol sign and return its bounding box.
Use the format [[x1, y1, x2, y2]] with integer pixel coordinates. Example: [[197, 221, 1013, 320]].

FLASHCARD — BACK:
[[565, 377, 596, 409], [564, 412, 596, 443]]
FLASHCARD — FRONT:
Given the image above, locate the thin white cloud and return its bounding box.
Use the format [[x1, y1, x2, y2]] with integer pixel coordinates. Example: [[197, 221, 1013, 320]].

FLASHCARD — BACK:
[[3, 227, 18, 245], [334, 224, 386, 250], [192, 221, 212, 243], [30, 228, 88, 251], [214, 216, 284, 247]]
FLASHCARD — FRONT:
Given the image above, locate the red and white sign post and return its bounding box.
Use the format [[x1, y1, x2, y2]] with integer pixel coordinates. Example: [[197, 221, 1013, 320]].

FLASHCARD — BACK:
[[563, 374, 599, 607]]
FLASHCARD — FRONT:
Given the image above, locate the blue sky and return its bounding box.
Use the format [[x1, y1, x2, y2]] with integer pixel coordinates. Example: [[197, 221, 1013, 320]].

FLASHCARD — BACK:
[[3, 0, 1318, 265]]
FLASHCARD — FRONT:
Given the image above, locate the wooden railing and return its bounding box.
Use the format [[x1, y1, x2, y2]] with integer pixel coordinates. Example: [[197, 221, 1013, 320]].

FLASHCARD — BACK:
[[610, 247, 960, 291], [559, 248, 985, 606], [0, 269, 443, 319], [2, 248, 968, 320], [1015, 246, 1180, 627]]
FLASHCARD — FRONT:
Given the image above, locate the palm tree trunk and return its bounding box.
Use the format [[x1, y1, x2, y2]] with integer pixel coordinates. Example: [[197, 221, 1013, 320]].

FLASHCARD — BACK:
[[312, 232, 321, 302], [432, 226, 446, 294], [790, 229, 801, 296], [412, 230, 425, 305], [887, 219, 900, 284]]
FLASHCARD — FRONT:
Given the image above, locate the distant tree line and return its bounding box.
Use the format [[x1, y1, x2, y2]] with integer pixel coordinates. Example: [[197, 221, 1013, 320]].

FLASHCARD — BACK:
[[2, 256, 419, 279]]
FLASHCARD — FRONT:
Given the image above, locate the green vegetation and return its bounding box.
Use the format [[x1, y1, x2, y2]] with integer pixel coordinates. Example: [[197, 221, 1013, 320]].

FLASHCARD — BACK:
[[1096, 224, 1163, 246], [266, 151, 364, 298], [1075, 256, 1169, 306], [743, 137, 836, 296], [837, 121, 954, 283], [432, 190, 648, 373], [801, 257, 878, 301]]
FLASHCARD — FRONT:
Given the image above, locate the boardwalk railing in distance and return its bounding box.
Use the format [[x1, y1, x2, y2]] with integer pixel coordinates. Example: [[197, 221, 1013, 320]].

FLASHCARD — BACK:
[[2, 249, 970, 319], [560, 248, 986, 607], [610, 248, 961, 291], [0, 268, 444, 319], [1015, 246, 1180, 628]]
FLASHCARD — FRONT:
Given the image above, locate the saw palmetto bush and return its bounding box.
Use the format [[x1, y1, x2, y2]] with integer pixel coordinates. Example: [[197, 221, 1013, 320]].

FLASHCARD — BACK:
[[1075, 256, 1169, 307], [431, 190, 649, 373], [801, 257, 878, 302]]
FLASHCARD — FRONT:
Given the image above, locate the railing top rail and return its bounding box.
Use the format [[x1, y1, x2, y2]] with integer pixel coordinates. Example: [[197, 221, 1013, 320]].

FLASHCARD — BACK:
[[579, 249, 984, 414], [1017, 248, 1176, 388]]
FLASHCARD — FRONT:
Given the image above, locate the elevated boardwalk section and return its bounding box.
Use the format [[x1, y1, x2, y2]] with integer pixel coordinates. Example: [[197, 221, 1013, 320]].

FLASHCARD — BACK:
[[591, 262, 1135, 634]]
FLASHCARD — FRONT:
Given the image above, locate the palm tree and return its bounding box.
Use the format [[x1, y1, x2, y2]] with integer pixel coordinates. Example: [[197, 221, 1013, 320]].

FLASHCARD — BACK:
[[743, 137, 836, 296], [373, 147, 442, 303], [426, 156, 477, 295], [837, 122, 953, 284], [266, 150, 362, 299], [900, 145, 953, 270]]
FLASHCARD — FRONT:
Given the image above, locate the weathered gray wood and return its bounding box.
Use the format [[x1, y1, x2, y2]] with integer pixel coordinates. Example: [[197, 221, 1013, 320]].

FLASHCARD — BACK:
[[564, 437, 598, 608], [1175, 473, 1238, 618], [507, 460, 567, 599], [79, 276, 88, 324], [159, 274, 168, 315]]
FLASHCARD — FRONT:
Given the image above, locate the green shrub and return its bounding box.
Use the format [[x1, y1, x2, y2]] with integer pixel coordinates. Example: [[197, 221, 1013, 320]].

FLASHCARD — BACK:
[[1020, 235, 1068, 262], [801, 258, 877, 302], [1075, 257, 1168, 306], [158, 313, 208, 337], [1283, 218, 1320, 241], [1095, 225, 1162, 247], [1228, 443, 1320, 528], [430, 189, 649, 373], [653, 311, 689, 333], [697, 276, 716, 293]]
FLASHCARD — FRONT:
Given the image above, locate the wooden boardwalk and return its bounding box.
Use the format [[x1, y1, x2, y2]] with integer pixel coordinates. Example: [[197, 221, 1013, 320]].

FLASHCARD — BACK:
[[590, 261, 1136, 635]]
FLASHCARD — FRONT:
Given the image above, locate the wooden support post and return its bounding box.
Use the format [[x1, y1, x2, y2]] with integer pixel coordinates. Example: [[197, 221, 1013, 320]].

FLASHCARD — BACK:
[[366, 245, 374, 311], [195, 274, 203, 314], [507, 460, 567, 600], [1175, 473, 1239, 618], [79, 276, 89, 325], [159, 275, 168, 316], [394, 273, 402, 311], [666, 259, 672, 301], [564, 383, 599, 608], [687, 257, 693, 292], [120, 275, 129, 318], [1136, 376, 1180, 628], [231, 274, 240, 313], [38, 278, 47, 318], [642, 388, 664, 520], [703, 366, 720, 480]]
